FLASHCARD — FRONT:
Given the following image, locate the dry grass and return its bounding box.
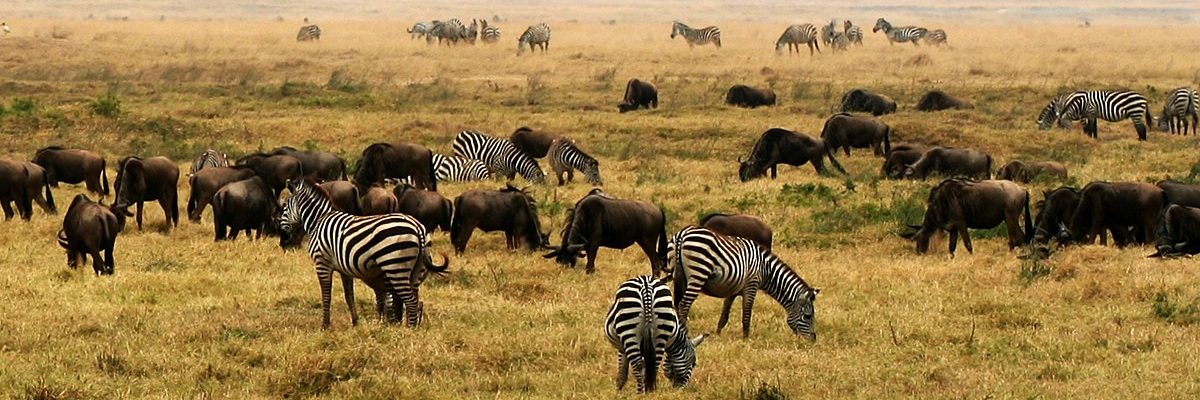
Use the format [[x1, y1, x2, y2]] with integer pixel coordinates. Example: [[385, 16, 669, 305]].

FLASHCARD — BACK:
[[1, 17, 1200, 399]]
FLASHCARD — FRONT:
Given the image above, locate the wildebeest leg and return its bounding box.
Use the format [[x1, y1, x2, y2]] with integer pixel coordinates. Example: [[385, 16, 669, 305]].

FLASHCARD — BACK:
[[505, 230, 515, 249], [341, 274, 358, 326], [229, 228, 240, 240], [90, 248, 106, 275], [740, 282, 760, 338], [585, 243, 600, 274], [214, 216, 227, 241], [960, 227, 974, 254], [1005, 213, 1023, 249], [948, 229, 960, 256], [770, 165, 778, 179], [716, 296, 737, 334], [66, 249, 79, 269], [0, 200, 13, 220], [135, 201, 144, 230], [103, 242, 115, 275], [452, 222, 475, 254]]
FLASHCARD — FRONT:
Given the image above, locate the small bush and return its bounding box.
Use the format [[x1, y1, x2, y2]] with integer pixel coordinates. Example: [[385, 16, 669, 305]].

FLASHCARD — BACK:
[[21, 380, 87, 400], [11, 97, 38, 114], [280, 80, 319, 97], [526, 74, 547, 105], [89, 91, 122, 118], [1152, 291, 1200, 325], [326, 68, 368, 94], [740, 381, 789, 400]]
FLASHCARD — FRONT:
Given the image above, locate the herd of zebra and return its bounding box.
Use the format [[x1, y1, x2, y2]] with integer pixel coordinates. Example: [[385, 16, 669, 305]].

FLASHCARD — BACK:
[[1037, 87, 1199, 139], [406, 19, 551, 55]]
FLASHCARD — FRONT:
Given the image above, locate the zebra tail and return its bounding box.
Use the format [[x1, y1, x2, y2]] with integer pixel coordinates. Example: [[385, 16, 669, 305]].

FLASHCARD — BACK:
[[101, 159, 110, 196], [640, 312, 658, 392], [656, 208, 669, 272], [1024, 191, 1034, 244], [422, 246, 450, 276], [671, 238, 687, 309]]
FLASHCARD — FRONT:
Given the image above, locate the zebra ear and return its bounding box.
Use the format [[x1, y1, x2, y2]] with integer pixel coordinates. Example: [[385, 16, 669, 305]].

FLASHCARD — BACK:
[[691, 334, 706, 347]]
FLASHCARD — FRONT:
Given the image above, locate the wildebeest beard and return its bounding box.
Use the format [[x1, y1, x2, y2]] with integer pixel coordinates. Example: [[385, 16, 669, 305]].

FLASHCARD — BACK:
[[551, 208, 585, 266]]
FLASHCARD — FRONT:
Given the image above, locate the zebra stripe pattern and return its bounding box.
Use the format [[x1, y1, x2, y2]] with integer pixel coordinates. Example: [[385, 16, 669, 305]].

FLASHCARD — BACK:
[[548, 137, 602, 186], [296, 25, 321, 42], [1055, 90, 1152, 140], [844, 20, 863, 46], [517, 23, 551, 55], [671, 22, 721, 49], [452, 130, 546, 184], [604, 276, 704, 392], [481, 19, 500, 44], [871, 18, 927, 45], [1158, 87, 1199, 135], [1038, 94, 1075, 130], [670, 226, 820, 340], [432, 153, 491, 182], [464, 19, 479, 45], [925, 29, 948, 46], [776, 24, 820, 55], [407, 22, 432, 40], [429, 19, 467, 45], [278, 180, 447, 328], [189, 149, 228, 176]]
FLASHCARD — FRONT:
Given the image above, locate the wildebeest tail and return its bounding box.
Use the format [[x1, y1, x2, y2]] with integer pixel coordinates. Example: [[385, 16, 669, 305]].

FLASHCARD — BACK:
[[823, 140, 846, 173], [450, 196, 464, 246], [42, 168, 56, 213], [883, 125, 892, 154], [56, 229, 69, 249], [440, 198, 453, 232], [656, 208, 669, 272], [1023, 191, 1033, 244], [101, 159, 110, 196], [427, 148, 438, 192], [985, 155, 994, 179]]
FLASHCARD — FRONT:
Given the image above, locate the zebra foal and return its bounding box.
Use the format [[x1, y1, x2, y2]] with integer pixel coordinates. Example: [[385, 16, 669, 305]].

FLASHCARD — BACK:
[[432, 153, 491, 182], [1158, 87, 1198, 135], [547, 137, 602, 186], [452, 130, 546, 184], [605, 276, 705, 392]]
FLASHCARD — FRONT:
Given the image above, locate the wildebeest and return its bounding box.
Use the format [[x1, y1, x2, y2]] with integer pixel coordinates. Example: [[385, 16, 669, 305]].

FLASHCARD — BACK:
[[318, 180, 362, 214], [57, 194, 131, 275], [819, 113, 892, 157], [187, 166, 257, 221], [902, 147, 992, 180], [996, 160, 1068, 183], [32, 146, 109, 196], [114, 156, 180, 230], [1151, 204, 1200, 257], [1030, 186, 1133, 246], [354, 143, 437, 192], [212, 176, 277, 241], [1158, 180, 1200, 210], [542, 190, 668, 274], [271, 146, 347, 181], [450, 184, 546, 254], [915, 90, 973, 111], [618, 79, 658, 113], [738, 128, 845, 181], [881, 144, 927, 179], [726, 85, 776, 108], [839, 88, 896, 116], [903, 179, 1031, 255], [699, 213, 773, 250], [20, 161, 56, 214], [509, 127, 560, 159], [237, 153, 305, 198], [393, 183, 453, 233], [360, 185, 398, 215], [0, 159, 32, 220], [1062, 181, 1164, 246]]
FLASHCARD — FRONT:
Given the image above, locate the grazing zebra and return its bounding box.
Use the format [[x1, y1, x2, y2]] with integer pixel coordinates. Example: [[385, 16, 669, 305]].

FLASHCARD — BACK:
[[481, 19, 500, 43], [925, 29, 948, 47], [547, 137, 602, 186], [844, 20, 863, 46], [830, 32, 850, 51], [407, 21, 432, 40], [670, 21, 721, 49], [429, 19, 467, 46], [1158, 87, 1199, 135], [188, 149, 229, 177], [776, 24, 820, 55], [671, 226, 820, 340], [278, 179, 448, 328], [604, 276, 705, 392], [1037, 94, 1075, 130], [517, 23, 551, 55], [296, 24, 321, 42], [452, 130, 546, 184], [820, 21, 837, 46], [871, 18, 927, 46], [1054, 90, 1152, 140], [432, 153, 491, 182], [464, 19, 479, 45]]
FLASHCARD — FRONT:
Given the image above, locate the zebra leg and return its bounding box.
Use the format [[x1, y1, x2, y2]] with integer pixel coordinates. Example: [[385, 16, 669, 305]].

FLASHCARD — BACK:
[[741, 283, 760, 338], [615, 352, 630, 390], [566, 168, 575, 183], [341, 274, 359, 326], [315, 263, 335, 329], [716, 296, 736, 334], [628, 349, 647, 392]]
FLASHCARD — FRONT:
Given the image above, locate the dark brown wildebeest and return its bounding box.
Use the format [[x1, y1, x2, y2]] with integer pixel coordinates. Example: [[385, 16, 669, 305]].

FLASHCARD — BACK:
[[360, 185, 398, 215], [996, 160, 1068, 183], [393, 183, 452, 233], [881, 144, 927, 179], [318, 180, 362, 214], [839, 88, 896, 116], [509, 127, 561, 159], [542, 190, 668, 274], [450, 184, 546, 254], [1062, 181, 1164, 246], [738, 128, 845, 181], [57, 194, 131, 275], [212, 176, 277, 241], [902, 179, 1031, 255], [915, 90, 973, 111], [819, 112, 892, 157], [699, 213, 773, 250], [726, 84, 776, 108], [270, 146, 347, 181], [1157, 180, 1200, 208], [353, 143, 437, 192], [1150, 204, 1200, 257], [237, 153, 305, 198], [0, 159, 32, 220], [1031, 186, 1134, 246], [618, 78, 658, 113], [902, 147, 992, 180], [21, 161, 57, 214], [114, 156, 180, 231], [32, 146, 109, 196], [187, 166, 256, 222]]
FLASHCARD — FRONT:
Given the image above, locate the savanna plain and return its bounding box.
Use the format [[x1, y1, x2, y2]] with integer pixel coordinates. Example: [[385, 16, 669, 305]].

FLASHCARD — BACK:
[[1, 15, 1200, 399]]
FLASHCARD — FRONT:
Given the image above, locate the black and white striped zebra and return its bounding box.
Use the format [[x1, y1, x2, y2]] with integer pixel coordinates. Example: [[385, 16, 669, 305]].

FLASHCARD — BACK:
[[278, 179, 449, 328], [604, 276, 705, 392], [925, 29, 948, 47], [517, 23, 551, 55], [844, 20, 863, 46], [871, 18, 927, 46], [464, 19, 479, 45], [670, 226, 820, 340], [547, 137, 602, 186], [188, 149, 228, 177], [452, 130, 546, 184], [1037, 94, 1075, 130], [407, 21, 432, 40], [830, 31, 850, 51], [1054, 90, 1153, 140], [820, 21, 837, 46], [776, 23, 820, 56], [432, 153, 491, 182], [296, 24, 321, 42], [481, 19, 500, 44], [671, 21, 721, 49], [1158, 87, 1198, 135], [429, 19, 467, 46]]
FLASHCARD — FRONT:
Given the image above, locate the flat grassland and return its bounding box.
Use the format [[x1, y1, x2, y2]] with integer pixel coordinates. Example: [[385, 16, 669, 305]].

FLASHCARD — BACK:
[[1, 18, 1200, 399]]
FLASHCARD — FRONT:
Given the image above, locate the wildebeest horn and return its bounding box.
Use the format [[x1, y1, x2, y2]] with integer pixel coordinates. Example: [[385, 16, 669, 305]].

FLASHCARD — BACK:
[[907, 224, 922, 229]]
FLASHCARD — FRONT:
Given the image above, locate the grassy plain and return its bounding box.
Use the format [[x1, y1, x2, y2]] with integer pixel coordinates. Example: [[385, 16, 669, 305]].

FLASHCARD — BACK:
[[1, 18, 1200, 399]]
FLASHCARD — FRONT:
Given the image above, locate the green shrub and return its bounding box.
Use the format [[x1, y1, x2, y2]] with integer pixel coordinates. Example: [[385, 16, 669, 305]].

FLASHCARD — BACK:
[[11, 97, 38, 114], [89, 91, 122, 118]]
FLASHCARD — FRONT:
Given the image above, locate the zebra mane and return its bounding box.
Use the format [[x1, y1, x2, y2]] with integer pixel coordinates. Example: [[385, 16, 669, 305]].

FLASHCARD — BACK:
[[759, 250, 815, 307]]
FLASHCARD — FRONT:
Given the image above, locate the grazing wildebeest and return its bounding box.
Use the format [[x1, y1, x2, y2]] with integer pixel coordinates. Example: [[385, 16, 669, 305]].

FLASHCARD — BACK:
[[1156, 180, 1200, 208], [738, 128, 845, 181], [996, 160, 1068, 183], [114, 156, 180, 230], [212, 176, 277, 241], [902, 147, 992, 180], [1151, 204, 1200, 257], [393, 183, 452, 233], [839, 88, 897, 116], [1063, 181, 1164, 246], [509, 127, 560, 159], [915, 90, 973, 111], [881, 144, 927, 179], [360, 185, 398, 215], [237, 153, 305, 198], [618, 79, 658, 113], [32, 146, 109, 196], [1030, 186, 1133, 246], [726, 85, 776, 108], [902, 179, 1032, 255], [819, 112, 892, 157], [271, 146, 347, 181], [57, 194, 131, 275], [20, 161, 56, 214], [187, 166, 256, 221], [450, 184, 546, 254], [0, 159, 32, 220], [699, 213, 773, 250], [542, 190, 668, 274], [318, 180, 362, 215], [354, 143, 437, 192]]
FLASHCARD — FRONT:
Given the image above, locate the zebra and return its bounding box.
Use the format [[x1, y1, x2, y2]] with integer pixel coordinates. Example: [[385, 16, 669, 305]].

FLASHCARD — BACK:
[[464, 19, 479, 45], [296, 24, 321, 42], [844, 20, 863, 46], [776, 24, 820, 56], [481, 19, 500, 44], [925, 29, 948, 47], [604, 276, 705, 392], [432, 153, 491, 182], [1037, 94, 1075, 130], [670, 21, 721, 49], [871, 18, 927, 46], [278, 179, 449, 329], [407, 21, 432, 40], [820, 20, 837, 46], [1054, 90, 1153, 140], [1157, 87, 1198, 135], [517, 23, 551, 55], [671, 226, 820, 340], [547, 137, 602, 186], [830, 31, 850, 51], [452, 130, 546, 184], [188, 149, 228, 177], [429, 19, 467, 46]]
